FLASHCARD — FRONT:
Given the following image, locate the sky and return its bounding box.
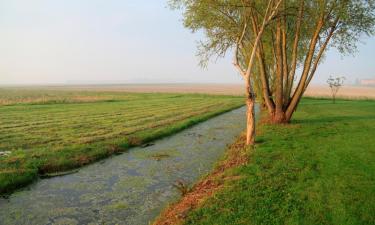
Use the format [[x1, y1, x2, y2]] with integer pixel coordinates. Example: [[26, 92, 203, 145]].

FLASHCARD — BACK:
[[0, 0, 374, 85]]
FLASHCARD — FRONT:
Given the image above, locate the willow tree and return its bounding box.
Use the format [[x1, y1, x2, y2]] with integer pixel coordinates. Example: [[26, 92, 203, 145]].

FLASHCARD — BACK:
[[171, 0, 375, 144], [254, 0, 375, 122], [170, 0, 283, 145]]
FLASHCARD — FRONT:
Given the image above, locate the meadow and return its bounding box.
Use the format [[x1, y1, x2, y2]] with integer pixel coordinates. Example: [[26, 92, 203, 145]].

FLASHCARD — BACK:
[[177, 98, 375, 225], [0, 88, 244, 195]]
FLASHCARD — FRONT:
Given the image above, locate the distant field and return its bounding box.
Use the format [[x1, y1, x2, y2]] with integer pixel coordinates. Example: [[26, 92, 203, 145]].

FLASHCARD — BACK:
[[0, 88, 244, 194], [22, 84, 246, 96], [2, 84, 374, 99], [0, 88, 137, 105], [304, 85, 375, 99]]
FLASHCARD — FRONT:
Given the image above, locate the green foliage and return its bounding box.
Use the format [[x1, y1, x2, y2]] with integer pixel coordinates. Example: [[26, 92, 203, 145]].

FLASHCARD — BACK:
[[171, 0, 375, 63], [0, 90, 244, 195], [170, 0, 246, 67], [332, 0, 375, 54], [185, 99, 375, 225]]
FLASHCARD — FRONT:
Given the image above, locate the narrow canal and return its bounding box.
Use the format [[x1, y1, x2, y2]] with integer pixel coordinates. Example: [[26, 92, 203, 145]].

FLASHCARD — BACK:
[[0, 107, 248, 225]]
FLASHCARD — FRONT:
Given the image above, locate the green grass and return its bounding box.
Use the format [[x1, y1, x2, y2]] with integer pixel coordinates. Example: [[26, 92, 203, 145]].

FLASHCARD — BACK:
[[0, 88, 133, 105], [0, 89, 244, 195], [185, 99, 375, 225]]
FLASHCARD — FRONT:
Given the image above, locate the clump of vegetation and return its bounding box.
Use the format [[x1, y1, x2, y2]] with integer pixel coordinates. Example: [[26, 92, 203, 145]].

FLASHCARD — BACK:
[[173, 180, 191, 196], [149, 153, 171, 161], [327, 75, 345, 103], [39, 169, 79, 179]]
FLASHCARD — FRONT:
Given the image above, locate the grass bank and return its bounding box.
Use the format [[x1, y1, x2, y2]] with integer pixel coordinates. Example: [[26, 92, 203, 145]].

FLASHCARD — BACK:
[[0, 91, 244, 195], [156, 98, 375, 225]]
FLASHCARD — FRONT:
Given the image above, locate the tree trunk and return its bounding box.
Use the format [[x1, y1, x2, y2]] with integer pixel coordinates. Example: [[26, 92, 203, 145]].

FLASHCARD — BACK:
[[236, 0, 283, 144], [246, 96, 256, 145], [286, 19, 324, 121], [250, 11, 275, 116], [274, 19, 284, 123], [245, 78, 256, 145], [273, 110, 286, 123]]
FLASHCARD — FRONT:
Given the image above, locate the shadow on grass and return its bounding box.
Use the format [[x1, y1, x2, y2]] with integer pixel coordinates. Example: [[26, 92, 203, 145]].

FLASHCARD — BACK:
[[292, 115, 375, 124]]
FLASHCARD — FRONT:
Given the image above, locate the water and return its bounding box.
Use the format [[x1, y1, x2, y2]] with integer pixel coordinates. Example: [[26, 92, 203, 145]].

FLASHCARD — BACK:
[[0, 107, 248, 225]]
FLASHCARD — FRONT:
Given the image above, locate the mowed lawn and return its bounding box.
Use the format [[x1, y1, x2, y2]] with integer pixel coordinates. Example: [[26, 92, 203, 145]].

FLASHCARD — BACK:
[[185, 99, 375, 225], [0, 89, 244, 194]]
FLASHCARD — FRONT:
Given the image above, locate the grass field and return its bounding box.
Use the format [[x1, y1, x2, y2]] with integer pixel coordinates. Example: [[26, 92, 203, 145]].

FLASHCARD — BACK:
[[0, 88, 140, 105], [183, 99, 375, 225], [0, 88, 244, 195]]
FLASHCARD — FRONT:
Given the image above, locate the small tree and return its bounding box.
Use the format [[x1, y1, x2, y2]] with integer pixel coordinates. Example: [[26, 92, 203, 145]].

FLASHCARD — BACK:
[[327, 76, 345, 103]]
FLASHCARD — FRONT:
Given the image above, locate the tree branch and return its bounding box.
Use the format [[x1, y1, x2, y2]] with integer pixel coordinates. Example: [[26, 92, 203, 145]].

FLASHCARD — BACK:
[[305, 17, 339, 89], [233, 23, 248, 77], [286, 0, 304, 99]]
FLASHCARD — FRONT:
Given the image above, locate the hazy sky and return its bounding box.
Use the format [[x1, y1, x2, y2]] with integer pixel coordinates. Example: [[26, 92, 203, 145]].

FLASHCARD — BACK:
[[0, 0, 374, 85]]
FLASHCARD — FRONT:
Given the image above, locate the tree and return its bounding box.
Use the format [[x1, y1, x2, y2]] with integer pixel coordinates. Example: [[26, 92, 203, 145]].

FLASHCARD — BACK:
[[231, 0, 283, 145], [273, 0, 375, 122], [234, 0, 375, 123], [327, 75, 345, 103], [170, 0, 375, 144], [170, 0, 283, 145]]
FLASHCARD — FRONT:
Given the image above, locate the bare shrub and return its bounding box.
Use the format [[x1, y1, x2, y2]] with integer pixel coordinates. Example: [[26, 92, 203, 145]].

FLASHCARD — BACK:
[[173, 180, 190, 196], [327, 76, 345, 103]]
